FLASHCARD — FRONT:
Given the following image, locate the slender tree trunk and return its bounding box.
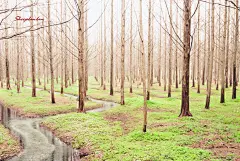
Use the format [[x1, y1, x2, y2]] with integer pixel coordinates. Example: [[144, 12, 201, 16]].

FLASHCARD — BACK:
[[129, 0, 133, 93], [168, 0, 173, 97], [147, 0, 152, 100], [220, 1, 227, 103], [16, 2, 20, 93], [37, 8, 41, 86], [60, 0, 64, 94], [103, 0, 106, 90], [158, 25, 162, 86], [232, 0, 239, 99], [179, 0, 192, 117], [85, 6, 89, 92], [4, 1, 10, 90], [205, 0, 214, 109], [140, 0, 148, 132], [150, 4, 154, 87], [120, 0, 126, 105], [164, 28, 167, 92], [197, 2, 200, 93], [64, 2, 68, 89], [202, 5, 207, 86], [225, 7, 230, 89], [78, 0, 85, 112], [175, 1, 179, 89], [110, 0, 114, 96], [48, 0, 55, 103], [30, 0, 36, 96]]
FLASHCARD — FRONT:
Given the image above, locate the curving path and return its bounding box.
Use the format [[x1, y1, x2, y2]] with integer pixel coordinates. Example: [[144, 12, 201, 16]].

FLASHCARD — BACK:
[[2, 88, 118, 161]]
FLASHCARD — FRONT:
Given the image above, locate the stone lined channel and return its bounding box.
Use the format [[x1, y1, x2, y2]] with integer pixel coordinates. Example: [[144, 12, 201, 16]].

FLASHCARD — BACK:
[[1, 89, 118, 161]]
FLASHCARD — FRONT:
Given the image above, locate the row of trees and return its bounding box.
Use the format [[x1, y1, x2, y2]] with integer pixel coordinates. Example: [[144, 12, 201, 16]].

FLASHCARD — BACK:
[[0, 0, 239, 132]]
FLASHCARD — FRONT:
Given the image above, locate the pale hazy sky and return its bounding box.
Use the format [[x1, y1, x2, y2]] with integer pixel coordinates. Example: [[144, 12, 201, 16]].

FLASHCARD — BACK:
[[3, 0, 231, 45]]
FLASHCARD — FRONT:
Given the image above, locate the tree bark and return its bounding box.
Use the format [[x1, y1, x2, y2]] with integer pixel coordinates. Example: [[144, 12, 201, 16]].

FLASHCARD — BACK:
[[179, 0, 192, 117], [220, 1, 227, 103], [197, 2, 200, 93], [168, 0, 173, 97], [225, 7, 230, 89], [78, 0, 85, 112], [205, 0, 214, 109], [129, 0, 133, 94], [16, 2, 20, 93], [48, 0, 55, 103], [140, 0, 148, 132], [30, 0, 36, 96], [120, 0, 126, 105], [232, 0, 238, 99], [110, 0, 114, 96], [147, 0, 152, 100]]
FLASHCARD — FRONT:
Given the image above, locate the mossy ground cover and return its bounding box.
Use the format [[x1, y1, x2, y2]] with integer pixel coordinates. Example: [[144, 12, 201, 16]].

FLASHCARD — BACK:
[[41, 77, 240, 160], [0, 124, 21, 160], [0, 87, 101, 117]]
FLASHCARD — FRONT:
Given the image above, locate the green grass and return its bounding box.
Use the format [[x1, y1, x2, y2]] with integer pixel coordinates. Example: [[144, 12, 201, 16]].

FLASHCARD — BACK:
[[41, 77, 240, 160], [0, 87, 102, 117], [0, 125, 21, 160]]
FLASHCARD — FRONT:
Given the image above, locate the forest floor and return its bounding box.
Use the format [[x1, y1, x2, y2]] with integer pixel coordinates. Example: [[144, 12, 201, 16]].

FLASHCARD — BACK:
[[0, 77, 240, 160], [0, 124, 21, 160], [41, 77, 240, 161]]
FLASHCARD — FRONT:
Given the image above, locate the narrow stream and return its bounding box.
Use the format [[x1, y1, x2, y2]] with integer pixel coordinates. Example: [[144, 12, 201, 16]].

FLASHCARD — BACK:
[[1, 89, 118, 161]]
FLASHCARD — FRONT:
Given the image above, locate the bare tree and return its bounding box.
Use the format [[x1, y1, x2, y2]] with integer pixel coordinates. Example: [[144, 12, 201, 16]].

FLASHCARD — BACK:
[[147, 0, 152, 100], [197, 1, 201, 93], [179, 0, 192, 117], [120, 0, 126, 105], [110, 0, 114, 96], [16, 0, 20, 93], [220, 1, 228, 103], [48, 0, 55, 103], [78, 0, 85, 112], [129, 0, 133, 94], [232, 0, 239, 99], [30, 0, 36, 97], [168, 0, 173, 97], [205, 0, 215, 109], [139, 0, 148, 132]]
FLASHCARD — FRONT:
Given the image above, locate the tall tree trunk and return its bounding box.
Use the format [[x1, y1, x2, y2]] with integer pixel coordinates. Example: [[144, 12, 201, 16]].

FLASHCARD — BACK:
[[147, 0, 152, 100], [140, 0, 148, 132], [103, 0, 106, 90], [110, 0, 114, 96], [197, 2, 200, 93], [4, 1, 10, 90], [37, 8, 41, 86], [85, 5, 89, 92], [150, 4, 154, 87], [48, 0, 55, 103], [60, 0, 64, 94], [232, 0, 239, 99], [16, 1, 20, 93], [202, 4, 207, 86], [179, 0, 192, 117], [129, 0, 133, 94], [220, 1, 227, 103], [78, 0, 85, 112], [175, 1, 179, 89], [120, 0, 126, 105], [164, 27, 167, 92], [225, 7, 230, 88], [158, 24, 162, 87], [30, 0, 36, 96], [205, 0, 214, 109], [168, 0, 173, 97]]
